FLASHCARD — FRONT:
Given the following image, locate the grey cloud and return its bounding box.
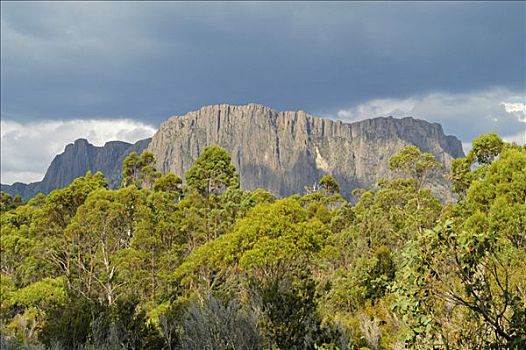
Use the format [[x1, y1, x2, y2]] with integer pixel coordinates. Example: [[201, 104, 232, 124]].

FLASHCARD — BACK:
[[1, 2, 524, 125]]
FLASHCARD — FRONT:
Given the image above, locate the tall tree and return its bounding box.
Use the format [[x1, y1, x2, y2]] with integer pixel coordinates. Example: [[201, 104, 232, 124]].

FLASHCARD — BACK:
[[389, 145, 441, 190], [121, 151, 161, 189], [186, 145, 239, 197], [319, 175, 340, 195], [67, 187, 146, 304], [36, 172, 108, 289]]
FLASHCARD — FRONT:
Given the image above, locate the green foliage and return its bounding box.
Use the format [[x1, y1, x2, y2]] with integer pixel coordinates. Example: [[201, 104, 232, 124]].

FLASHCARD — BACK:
[[7, 278, 66, 310], [1, 133, 524, 350], [319, 175, 341, 195], [175, 197, 330, 289], [121, 151, 161, 189], [91, 298, 165, 350], [395, 141, 526, 348], [389, 145, 441, 189], [39, 294, 95, 349], [451, 153, 476, 195], [471, 132, 504, 164], [39, 296, 165, 350], [451, 133, 507, 196], [186, 145, 239, 196], [122, 189, 184, 301], [153, 173, 183, 195], [257, 275, 338, 350], [66, 186, 147, 304], [0, 192, 22, 212]]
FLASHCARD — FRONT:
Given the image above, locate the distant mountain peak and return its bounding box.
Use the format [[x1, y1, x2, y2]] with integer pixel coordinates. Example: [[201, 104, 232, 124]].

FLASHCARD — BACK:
[[1, 138, 150, 200]]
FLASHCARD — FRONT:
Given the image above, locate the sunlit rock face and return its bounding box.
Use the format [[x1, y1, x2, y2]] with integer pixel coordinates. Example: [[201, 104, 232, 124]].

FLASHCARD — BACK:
[[148, 104, 463, 200], [2, 103, 464, 201]]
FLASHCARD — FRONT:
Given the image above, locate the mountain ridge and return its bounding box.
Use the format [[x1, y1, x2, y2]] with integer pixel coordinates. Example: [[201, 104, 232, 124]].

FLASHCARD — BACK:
[[149, 103, 463, 199], [1, 103, 464, 201], [1, 138, 150, 200]]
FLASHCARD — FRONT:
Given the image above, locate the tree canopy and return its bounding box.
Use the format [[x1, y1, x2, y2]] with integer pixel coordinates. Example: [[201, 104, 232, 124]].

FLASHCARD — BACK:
[[1, 139, 524, 349]]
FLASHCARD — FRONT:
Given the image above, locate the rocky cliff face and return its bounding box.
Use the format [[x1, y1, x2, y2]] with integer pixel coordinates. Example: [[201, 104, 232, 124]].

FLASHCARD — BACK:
[[3, 103, 464, 202], [1, 138, 150, 200], [148, 104, 464, 199]]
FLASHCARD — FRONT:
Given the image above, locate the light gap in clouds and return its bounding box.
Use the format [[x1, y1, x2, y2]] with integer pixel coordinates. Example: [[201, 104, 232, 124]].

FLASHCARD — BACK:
[[1, 118, 156, 184], [330, 88, 526, 149]]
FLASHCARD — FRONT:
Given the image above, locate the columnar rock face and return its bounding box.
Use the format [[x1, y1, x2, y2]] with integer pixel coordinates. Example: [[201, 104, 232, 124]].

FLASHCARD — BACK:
[[148, 104, 464, 199], [1, 138, 150, 200], [2, 103, 464, 202]]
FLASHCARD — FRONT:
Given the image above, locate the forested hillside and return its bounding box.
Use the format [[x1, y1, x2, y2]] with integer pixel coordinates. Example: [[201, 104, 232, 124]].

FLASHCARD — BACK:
[[1, 133, 525, 349]]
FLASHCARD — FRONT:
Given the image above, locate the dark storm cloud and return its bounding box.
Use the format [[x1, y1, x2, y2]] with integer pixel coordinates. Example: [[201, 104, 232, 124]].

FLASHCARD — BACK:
[[2, 2, 525, 124]]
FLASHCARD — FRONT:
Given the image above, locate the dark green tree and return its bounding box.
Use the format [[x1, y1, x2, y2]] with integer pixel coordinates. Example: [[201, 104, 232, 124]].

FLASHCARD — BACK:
[[153, 173, 183, 195], [319, 175, 340, 195], [122, 151, 161, 189], [0, 192, 23, 212], [186, 145, 239, 197], [39, 294, 95, 349], [471, 131, 504, 164]]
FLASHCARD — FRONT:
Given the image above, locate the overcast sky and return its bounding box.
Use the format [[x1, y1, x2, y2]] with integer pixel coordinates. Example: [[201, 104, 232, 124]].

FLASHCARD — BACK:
[[1, 1, 525, 184]]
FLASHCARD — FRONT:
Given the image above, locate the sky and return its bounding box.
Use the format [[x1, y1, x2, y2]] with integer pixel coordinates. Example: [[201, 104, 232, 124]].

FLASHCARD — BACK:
[[1, 1, 525, 184]]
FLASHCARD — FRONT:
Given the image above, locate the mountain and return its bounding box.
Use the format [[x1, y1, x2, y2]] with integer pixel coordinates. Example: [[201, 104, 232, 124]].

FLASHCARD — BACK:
[[2, 103, 464, 201], [1, 138, 150, 200], [148, 104, 464, 199]]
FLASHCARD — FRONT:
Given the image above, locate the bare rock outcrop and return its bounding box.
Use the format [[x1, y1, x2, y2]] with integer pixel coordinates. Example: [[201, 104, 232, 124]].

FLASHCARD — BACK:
[[148, 104, 464, 199], [3, 103, 464, 201]]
